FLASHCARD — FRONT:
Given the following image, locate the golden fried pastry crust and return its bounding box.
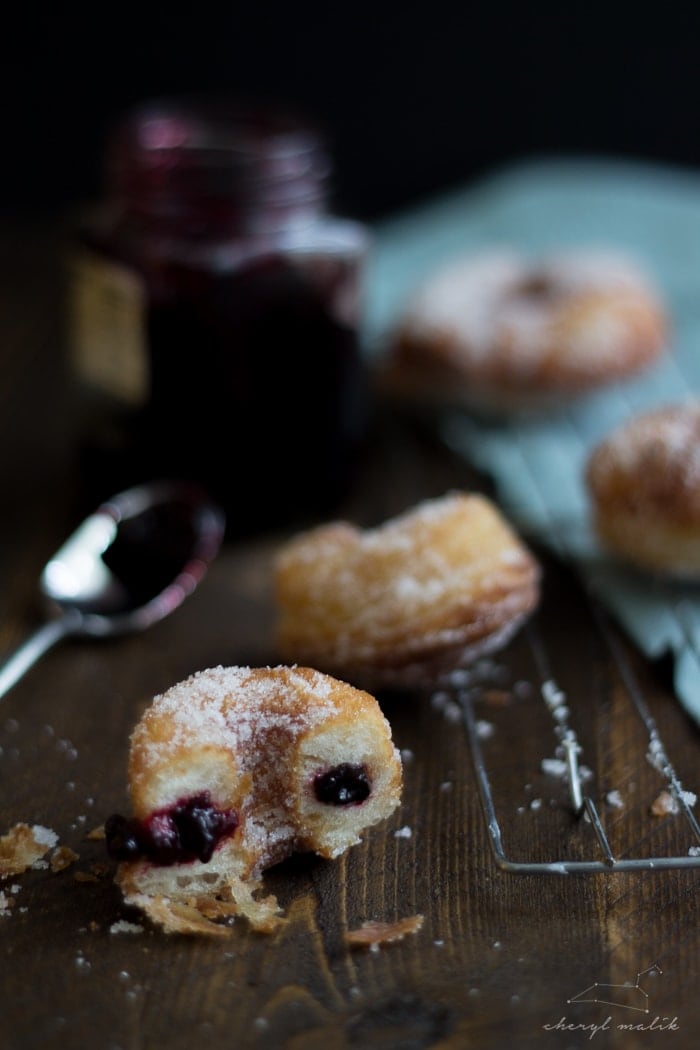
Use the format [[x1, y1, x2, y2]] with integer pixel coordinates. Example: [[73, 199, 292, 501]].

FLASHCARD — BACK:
[[380, 248, 668, 415], [107, 665, 402, 935], [274, 492, 541, 689], [586, 402, 700, 578]]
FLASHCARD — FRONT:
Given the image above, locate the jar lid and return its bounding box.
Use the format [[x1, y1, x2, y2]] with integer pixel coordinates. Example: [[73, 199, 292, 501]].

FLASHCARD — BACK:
[[107, 96, 331, 225]]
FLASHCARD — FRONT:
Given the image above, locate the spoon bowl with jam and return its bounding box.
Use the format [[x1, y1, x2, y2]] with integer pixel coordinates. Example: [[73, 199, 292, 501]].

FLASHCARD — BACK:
[[0, 481, 225, 701]]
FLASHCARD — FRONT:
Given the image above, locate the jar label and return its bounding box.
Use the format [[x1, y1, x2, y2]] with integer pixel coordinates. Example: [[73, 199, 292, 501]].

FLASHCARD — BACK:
[[68, 249, 149, 406]]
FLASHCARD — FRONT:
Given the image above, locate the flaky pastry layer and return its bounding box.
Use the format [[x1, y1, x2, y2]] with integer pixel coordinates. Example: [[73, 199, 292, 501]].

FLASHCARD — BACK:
[[274, 492, 541, 688]]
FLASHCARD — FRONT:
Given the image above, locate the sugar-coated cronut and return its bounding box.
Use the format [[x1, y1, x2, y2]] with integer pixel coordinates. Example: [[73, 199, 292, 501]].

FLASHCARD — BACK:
[[274, 492, 541, 689], [107, 665, 402, 936], [380, 247, 668, 415], [585, 402, 700, 578]]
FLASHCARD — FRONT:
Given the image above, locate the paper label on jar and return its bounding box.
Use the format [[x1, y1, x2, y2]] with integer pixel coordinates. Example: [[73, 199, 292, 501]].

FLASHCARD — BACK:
[[68, 249, 149, 406]]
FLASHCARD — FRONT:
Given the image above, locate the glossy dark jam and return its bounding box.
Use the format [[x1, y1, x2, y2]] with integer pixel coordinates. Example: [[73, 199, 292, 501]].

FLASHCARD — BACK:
[[142, 251, 366, 534], [313, 763, 371, 806], [70, 99, 368, 536], [100, 494, 202, 610], [105, 792, 238, 865]]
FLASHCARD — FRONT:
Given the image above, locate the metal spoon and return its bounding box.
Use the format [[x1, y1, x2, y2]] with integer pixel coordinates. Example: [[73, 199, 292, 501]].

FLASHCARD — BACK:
[[0, 480, 225, 701]]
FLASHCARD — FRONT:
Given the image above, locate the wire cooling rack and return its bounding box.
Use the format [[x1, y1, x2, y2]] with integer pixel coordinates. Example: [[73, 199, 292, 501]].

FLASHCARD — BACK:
[[458, 616, 700, 873], [435, 358, 700, 872]]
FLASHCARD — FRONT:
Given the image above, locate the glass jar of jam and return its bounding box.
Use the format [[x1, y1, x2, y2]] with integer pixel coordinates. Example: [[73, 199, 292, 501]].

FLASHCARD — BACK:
[[67, 97, 369, 536]]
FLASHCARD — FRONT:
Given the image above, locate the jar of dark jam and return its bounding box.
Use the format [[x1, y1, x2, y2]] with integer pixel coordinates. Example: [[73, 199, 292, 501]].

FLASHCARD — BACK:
[[67, 97, 369, 536]]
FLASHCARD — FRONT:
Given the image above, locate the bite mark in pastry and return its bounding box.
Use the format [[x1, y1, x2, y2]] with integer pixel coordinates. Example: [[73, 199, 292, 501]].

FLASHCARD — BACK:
[[106, 665, 403, 935], [274, 492, 541, 689]]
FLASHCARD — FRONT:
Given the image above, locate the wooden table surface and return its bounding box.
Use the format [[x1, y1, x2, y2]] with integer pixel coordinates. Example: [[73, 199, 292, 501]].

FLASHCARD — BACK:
[[1, 222, 699, 1050]]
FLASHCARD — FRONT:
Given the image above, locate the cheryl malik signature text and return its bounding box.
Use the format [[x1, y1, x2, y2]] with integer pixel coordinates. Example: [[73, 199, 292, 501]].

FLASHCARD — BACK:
[[542, 1015, 680, 1039]]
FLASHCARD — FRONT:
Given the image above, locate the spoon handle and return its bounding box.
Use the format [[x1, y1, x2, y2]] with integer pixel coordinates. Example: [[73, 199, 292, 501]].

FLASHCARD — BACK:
[[0, 613, 80, 702]]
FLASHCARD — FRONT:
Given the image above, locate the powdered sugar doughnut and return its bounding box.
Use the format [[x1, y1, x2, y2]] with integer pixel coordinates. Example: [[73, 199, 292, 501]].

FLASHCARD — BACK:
[[380, 247, 668, 415], [586, 402, 700, 578], [106, 665, 402, 935], [274, 492, 541, 689]]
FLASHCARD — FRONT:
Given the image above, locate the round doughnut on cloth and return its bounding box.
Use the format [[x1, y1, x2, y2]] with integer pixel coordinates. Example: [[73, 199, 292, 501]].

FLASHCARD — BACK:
[[381, 247, 668, 414]]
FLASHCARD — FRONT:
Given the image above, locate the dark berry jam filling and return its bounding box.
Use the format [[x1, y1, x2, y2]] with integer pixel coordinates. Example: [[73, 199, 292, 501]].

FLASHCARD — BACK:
[[105, 792, 238, 865], [313, 763, 371, 806]]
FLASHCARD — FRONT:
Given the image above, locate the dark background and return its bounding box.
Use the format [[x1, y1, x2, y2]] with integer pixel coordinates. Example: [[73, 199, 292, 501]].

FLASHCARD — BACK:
[[4, 2, 700, 225]]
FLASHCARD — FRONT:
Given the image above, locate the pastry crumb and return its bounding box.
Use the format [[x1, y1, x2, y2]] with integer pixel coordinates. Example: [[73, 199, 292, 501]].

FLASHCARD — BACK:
[[651, 790, 679, 816], [74, 871, 100, 884], [0, 823, 59, 878], [51, 846, 79, 873], [345, 914, 424, 948], [482, 689, 514, 707]]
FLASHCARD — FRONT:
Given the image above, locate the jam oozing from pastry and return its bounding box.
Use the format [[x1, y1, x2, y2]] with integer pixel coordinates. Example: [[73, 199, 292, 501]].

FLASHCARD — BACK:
[[105, 792, 238, 865], [313, 763, 371, 806]]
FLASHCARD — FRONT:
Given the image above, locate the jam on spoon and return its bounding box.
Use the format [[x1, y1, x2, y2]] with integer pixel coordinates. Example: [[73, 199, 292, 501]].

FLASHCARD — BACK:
[[0, 480, 224, 702]]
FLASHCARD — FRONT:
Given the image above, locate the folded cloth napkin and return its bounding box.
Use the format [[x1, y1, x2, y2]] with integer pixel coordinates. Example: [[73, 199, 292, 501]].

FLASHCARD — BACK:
[[366, 155, 700, 726]]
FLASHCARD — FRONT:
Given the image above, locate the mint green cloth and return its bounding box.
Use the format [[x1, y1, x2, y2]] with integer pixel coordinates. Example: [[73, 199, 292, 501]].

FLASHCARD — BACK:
[[366, 157, 700, 726]]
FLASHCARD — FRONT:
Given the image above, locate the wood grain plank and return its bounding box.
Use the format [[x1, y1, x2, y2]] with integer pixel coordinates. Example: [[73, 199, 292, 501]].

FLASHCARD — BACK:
[[2, 227, 700, 1047]]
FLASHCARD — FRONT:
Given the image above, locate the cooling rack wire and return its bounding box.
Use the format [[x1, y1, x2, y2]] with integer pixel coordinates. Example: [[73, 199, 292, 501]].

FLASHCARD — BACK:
[[438, 350, 700, 874], [457, 608, 700, 873]]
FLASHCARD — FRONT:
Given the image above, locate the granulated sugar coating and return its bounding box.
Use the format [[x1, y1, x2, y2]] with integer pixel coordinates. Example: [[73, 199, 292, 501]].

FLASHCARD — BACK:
[[137, 665, 338, 775], [379, 247, 668, 415], [112, 665, 403, 937], [274, 492, 541, 690], [586, 402, 700, 578]]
